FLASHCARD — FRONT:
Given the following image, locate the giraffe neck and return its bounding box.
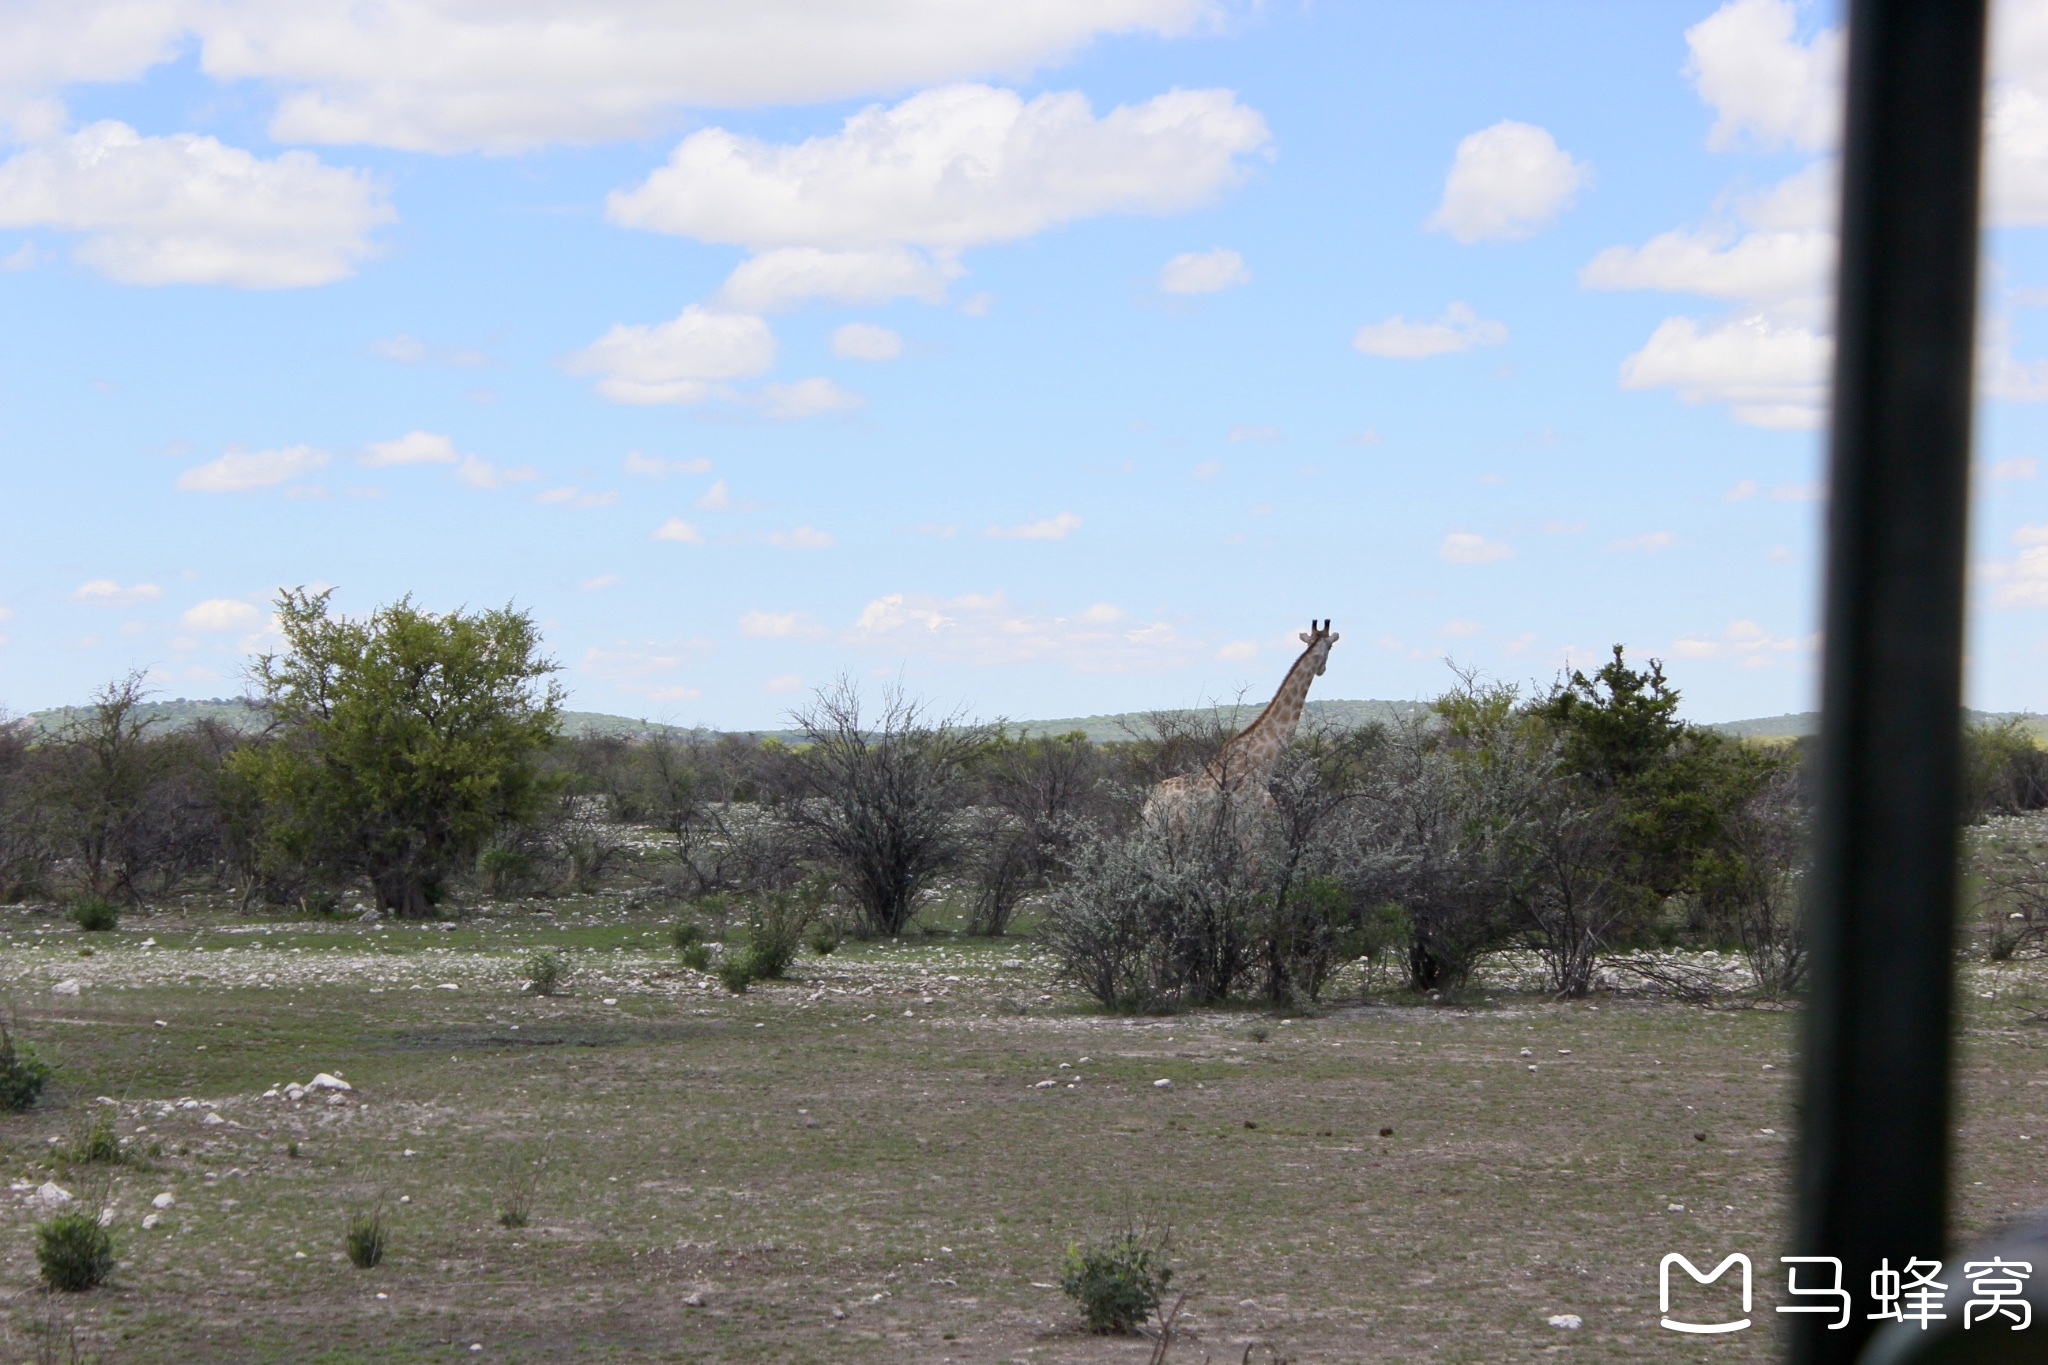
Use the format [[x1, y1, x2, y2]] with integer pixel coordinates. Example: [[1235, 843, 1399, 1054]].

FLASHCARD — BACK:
[[1213, 642, 1322, 787]]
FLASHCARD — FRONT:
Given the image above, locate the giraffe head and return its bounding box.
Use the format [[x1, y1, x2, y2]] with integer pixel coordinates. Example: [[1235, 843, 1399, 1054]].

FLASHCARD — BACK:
[[1297, 619, 1339, 675]]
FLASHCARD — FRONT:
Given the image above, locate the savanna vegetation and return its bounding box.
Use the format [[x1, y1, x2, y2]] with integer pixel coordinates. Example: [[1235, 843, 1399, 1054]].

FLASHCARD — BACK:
[[4, 595, 2048, 1360]]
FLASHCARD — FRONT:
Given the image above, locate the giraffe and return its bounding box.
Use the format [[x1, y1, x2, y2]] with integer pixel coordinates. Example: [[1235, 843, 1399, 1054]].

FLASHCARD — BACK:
[[1144, 620, 1340, 825]]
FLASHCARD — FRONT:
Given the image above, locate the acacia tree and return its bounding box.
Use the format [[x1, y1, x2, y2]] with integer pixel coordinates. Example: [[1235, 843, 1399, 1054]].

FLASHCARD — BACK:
[[237, 589, 564, 918]]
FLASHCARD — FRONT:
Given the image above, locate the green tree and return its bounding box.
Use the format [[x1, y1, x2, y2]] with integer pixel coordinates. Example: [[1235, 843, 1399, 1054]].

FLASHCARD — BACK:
[[237, 590, 564, 918], [37, 672, 167, 899]]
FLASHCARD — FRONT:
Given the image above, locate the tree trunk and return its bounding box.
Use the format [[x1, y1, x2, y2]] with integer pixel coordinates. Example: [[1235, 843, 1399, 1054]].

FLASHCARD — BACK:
[[374, 873, 434, 919]]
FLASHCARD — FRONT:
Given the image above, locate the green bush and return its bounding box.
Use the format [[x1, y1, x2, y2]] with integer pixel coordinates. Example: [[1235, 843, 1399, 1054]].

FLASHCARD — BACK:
[[715, 950, 757, 994], [346, 1208, 386, 1268], [808, 929, 841, 956], [0, 1027, 52, 1112], [679, 942, 712, 972], [69, 896, 118, 933], [523, 947, 567, 996], [66, 1109, 122, 1164], [37, 1209, 114, 1291], [1060, 1230, 1173, 1333], [669, 920, 705, 951]]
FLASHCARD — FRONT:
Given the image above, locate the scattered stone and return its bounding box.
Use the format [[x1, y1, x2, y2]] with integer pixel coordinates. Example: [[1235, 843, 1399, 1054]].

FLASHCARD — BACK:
[[1667, 1203, 1685, 1212], [1548, 1314, 1583, 1330], [308, 1073, 352, 1092], [142, 1213, 161, 1229], [36, 1182, 72, 1209], [152, 1192, 175, 1209], [1000, 960, 1026, 970], [683, 1292, 705, 1307], [50, 979, 80, 997], [1519, 1048, 1533, 1057], [832, 1307, 847, 1320], [1032, 1080, 1056, 1089], [1153, 1078, 1173, 1090], [202, 1111, 226, 1126]]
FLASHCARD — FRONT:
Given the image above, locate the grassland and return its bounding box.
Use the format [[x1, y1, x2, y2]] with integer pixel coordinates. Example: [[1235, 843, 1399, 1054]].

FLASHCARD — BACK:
[[1, 894, 2045, 1364]]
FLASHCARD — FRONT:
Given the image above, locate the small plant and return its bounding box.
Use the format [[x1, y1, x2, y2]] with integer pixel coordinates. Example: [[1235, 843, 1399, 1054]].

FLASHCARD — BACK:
[[670, 920, 705, 951], [345, 1207, 387, 1268], [65, 1109, 122, 1165], [1247, 1026, 1270, 1044], [523, 947, 568, 996], [37, 1209, 115, 1291], [0, 1026, 53, 1112], [679, 942, 712, 972], [68, 897, 118, 933], [497, 1148, 549, 1229], [715, 950, 757, 994], [808, 929, 841, 956], [1061, 1227, 1173, 1334], [286, 1140, 300, 1159]]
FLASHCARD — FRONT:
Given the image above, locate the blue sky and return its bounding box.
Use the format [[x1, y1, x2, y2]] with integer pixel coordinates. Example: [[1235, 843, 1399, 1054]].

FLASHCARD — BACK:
[[9, 0, 2048, 727]]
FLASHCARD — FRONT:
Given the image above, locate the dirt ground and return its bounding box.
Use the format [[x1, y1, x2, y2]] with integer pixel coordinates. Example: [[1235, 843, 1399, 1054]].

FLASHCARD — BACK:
[[2, 900, 2045, 1364]]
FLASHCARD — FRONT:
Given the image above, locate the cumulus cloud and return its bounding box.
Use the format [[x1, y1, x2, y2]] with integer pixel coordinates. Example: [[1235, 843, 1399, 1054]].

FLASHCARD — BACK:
[[767, 525, 835, 549], [1616, 315, 1831, 429], [71, 579, 162, 606], [1609, 531, 1677, 552], [847, 590, 1195, 670], [177, 444, 329, 492], [565, 305, 776, 405], [652, 517, 703, 543], [1685, 0, 1843, 152], [1669, 618, 1813, 666], [0, 121, 391, 287], [609, 84, 1270, 252], [361, 430, 457, 466], [739, 609, 826, 638], [128, 1, 1222, 154], [764, 673, 805, 694], [1353, 302, 1507, 359], [1990, 457, 2040, 481], [718, 247, 962, 312], [370, 333, 428, 363], [755, 378, 864, 418], [181, 598, 263, 632], [537, 486, 617, 508], [831, 322, 903, 361], [1439, 532, 1513, 564], [1426, 121, 1589, 243], [623, 451, 712, 478], [453, 455, 538, 490], [985, 511, 1082, 540], [1159, 246, 1248, 294], [580, 574, 623, 591]]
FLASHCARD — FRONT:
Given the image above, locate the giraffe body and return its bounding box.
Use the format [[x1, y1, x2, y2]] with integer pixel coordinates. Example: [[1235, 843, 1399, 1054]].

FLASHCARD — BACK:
[[1144, 621, 1340, 825]]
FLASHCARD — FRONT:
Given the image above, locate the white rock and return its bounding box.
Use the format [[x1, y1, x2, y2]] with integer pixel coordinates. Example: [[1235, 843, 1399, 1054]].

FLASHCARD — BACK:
[[36, 1182, 71, 1209], [1032, 1080, 1056, 1089], [1548, 1314, 1583, 1330], [202, 1111, 226, 1126], [1000, 960, 1026, 970], [602, 998, 618, 1006], [683, 1292, 705, 1307], [97, 1208, 114, 1227], [50, 980, 80, 997], [141, 1213, 161, 1229], [262, 1089, 280, 1099], [308, 1073, 352, 1092], [284, 1084, 306, 1101], [1153, 1078, 1174, 1090], [152, 1192, 175, 1209]]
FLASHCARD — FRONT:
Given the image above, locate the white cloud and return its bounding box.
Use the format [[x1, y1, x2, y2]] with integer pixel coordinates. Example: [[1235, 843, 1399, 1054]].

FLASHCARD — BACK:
[[767, 525, 835, 549], [1426, 121, 1589, 244], [453, 455, 538, 490], [719, 247, 962, 312], [1685, 0, 1843, 152], [1991, 457, 2040, 481], [1439, 532, 1513, 565], [1440, 619, 1483, 638], [169, 2, 1222, 154], [0, 121, 391, 288], [986, 511, 1082, 541], [609, 84, 1270, 252], [1160, 246, 1248, 294], [763, 673, 805, 694], [1579, 218, 1832, 313], [830, 322, 904, 362], [181, 598, 262, 632], [1352, 302, 1507, 359], [1215, 640, 1259, 661], [652, 518, 703, 544], [580, 575, 622, 591], [537, 486, 617, 509], [740, 609, 825, 639], [623, 451, 712, 478], [755, 378, 865, 418], [177, 444, 329, 492], [1226, 424, 1281, 443], [566, 306, 776, 405], [848, 590, 1196, 670], [1670, 617, 1813, 664], [72, 579, 162, 606], [1191, 459, 1224, 480], [1609, 531, 1677, 552], [1616, 315, 1831, 429], [362, 430, 457, 467], [371, 333, 427, 363], [1771, 482, 1823, 502]]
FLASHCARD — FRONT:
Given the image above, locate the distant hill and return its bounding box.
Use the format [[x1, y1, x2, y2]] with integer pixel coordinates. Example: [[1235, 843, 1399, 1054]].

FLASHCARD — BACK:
[[18, 695, 2044, 746]]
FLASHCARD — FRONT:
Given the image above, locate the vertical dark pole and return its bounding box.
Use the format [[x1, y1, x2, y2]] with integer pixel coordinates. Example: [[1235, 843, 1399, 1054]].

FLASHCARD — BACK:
[[1792, 2, 1987, 1363]]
